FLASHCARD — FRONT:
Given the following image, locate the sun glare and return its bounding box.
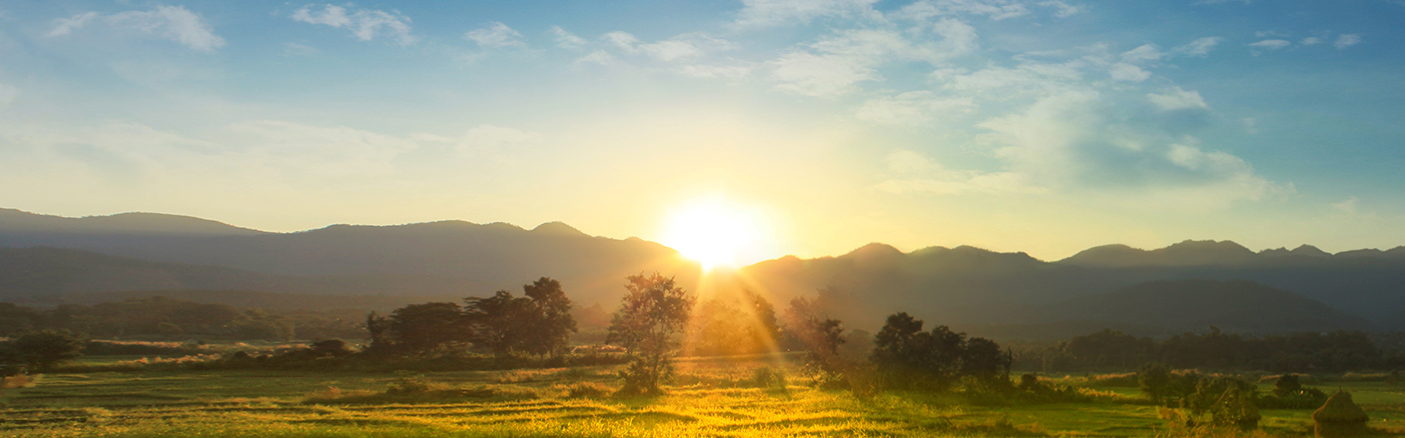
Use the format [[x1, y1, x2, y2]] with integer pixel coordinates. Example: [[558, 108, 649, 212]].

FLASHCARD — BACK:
[[662, 198, 774, 271]]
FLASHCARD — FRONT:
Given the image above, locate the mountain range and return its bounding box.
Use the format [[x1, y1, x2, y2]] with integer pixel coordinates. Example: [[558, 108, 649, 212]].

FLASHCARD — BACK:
[[2, 208, 1403, 339]]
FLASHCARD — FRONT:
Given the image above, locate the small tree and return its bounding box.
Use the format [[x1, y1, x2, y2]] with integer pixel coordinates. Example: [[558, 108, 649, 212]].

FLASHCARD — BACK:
[[607, 273, 695, 395], [0, 330, 85, 371], [1139, 362, 1172, 404]]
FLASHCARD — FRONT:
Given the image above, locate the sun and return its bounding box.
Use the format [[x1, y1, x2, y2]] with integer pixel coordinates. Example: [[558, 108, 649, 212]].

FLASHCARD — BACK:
[[662, 198, 773, 271]]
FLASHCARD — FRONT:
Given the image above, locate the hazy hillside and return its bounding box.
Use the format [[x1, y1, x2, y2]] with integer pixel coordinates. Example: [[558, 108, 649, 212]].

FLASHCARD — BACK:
[[1037, 279, 1372, 332], [51, 289, 451, 312], [728, 240, 1405, 330], [0, 247, 478, 299], [5, 209, 1403, 335], [0, 210, 699, 307]]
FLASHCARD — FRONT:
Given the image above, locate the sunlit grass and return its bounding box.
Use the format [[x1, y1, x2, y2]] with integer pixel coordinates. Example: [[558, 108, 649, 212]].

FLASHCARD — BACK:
[[6, 359, 1400, 437]]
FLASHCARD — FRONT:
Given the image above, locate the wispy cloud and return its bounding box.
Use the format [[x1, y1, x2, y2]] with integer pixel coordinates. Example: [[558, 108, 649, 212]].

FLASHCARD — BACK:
[[1172, 37, 1223, 57], [856, 91, 975, 125], [769, 21, 977, 97], [894, 0, 1033, 21], [735, 0, 882, 27], [1147, 87, 1208, 111], [1334, 34, 1361, 49], [291, 4, 417, 45], [47, 6, 225, 52], [1037, 1, 1082, 18], [1248, 39, 1290, 54], [601, 31, 735, 61], [464, 22, 524, 48], [549, 25, 587, 49]]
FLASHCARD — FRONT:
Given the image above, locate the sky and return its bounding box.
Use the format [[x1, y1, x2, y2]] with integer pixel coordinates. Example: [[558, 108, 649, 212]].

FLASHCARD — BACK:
[[1, 0, 1403, 263]]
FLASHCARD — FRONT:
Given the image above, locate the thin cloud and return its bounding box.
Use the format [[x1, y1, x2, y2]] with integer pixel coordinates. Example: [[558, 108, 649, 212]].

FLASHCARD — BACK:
[[47, 6, 225, 52], [1172, 37, 1222, 57], [1334, 34, 1361, 49], [735, 0, 882, 27], [464, 22, 524, 48], [550, 25, 588, 49], [1037, 1, 1081, 18], [1147, 87, 1208, 111], [291, 4, 417, 45]]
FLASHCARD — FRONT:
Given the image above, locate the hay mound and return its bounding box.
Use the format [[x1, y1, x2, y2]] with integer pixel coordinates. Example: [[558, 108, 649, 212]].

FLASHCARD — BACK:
[[1312, 390, 1369, 438]]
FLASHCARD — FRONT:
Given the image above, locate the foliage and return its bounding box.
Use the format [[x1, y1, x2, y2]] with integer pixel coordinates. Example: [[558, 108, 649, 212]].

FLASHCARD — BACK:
[[685, 291, 777, 357], [0, 329, 85, 371], [3, 298, 362, 340], [1254, 373, 1329, 409], [368, 302, 472, 355], [783, 295, 848, 375], [463, 277, 579, 357], [1019, 327, 1391, 373], [1139, 362, 1172, 403], [606, 273, 695, 395], [870, 312, 1010, 390]]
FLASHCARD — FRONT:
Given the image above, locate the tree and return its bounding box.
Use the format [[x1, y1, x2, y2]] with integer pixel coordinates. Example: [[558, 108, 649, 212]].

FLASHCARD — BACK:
[[0, 330, 85, 371], [519, 277, 578, 355], [379, 302, 473, 355], [464, 277, 579, 357], [464, 290, 533, 356], [870, 312, 1002, 389], [685, 290, 778, 356], [607, 273, 695, 395], [1139, 362, 1172, 404]]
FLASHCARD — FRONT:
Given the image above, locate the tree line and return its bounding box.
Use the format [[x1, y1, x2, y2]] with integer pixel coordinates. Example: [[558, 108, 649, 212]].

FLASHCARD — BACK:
[[0, 299, 363, 340], [1017, 327, 1405, 372]]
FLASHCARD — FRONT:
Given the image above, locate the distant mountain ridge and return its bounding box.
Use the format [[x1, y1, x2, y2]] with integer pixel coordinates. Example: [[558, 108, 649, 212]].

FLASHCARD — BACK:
[[3, 208, 1403, 339], [0, 209, 699, 307], [726, 240, 1405, 331]]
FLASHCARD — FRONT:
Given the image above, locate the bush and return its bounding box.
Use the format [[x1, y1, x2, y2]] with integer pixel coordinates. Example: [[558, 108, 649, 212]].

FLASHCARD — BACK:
[[750, 366, 787, 390]]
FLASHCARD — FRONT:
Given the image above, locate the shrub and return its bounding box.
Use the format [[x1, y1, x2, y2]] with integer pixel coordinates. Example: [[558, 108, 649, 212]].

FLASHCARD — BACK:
[[564, 382, 613, 398], [750, 366, 786, 390]]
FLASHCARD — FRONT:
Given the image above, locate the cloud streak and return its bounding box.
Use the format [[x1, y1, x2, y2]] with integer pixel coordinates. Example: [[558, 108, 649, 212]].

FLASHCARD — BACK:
[[47, 6, 225, 52], [292, 4, 417, 45]]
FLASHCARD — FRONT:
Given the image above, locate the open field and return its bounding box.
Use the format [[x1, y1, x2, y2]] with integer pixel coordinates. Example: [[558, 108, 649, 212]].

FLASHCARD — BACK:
[[3, 356, 1404, 437]]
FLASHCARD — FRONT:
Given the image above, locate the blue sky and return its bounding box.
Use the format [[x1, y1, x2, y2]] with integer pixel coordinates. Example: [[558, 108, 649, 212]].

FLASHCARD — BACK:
[[1, 0, 1402, 262]]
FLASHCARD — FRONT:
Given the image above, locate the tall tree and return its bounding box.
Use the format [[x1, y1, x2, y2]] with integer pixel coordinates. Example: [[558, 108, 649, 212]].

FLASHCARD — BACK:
[[464, 277, 578, 356], [520, 277, 577, 355], [607, 273, 695, 395]]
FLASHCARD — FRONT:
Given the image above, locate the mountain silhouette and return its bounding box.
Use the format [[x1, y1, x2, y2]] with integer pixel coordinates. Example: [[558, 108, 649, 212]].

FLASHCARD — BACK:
[[3, 208, 1403, 338], [0, 209, 699, 307]]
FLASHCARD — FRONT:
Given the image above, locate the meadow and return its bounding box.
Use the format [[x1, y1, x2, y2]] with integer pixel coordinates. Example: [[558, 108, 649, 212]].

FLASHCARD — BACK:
[[4, 353, 1404, 438]]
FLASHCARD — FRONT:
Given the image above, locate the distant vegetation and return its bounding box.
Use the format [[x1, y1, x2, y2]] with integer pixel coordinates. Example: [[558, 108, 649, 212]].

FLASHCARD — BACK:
[[0, 298, 364, 340], [1015, 327, 1405, 373]]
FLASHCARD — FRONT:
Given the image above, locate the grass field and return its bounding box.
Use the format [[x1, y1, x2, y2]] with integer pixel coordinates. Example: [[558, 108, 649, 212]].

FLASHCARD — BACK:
[[3, 356, 1404, 437]]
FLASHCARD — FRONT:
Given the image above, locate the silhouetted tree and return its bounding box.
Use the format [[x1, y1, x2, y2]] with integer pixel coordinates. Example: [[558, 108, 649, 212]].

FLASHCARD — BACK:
[[381, 302, 473, 355], [783, 295, 847, 370], [519, 277, 577, 355], [871, 312, 1006, 389], [0, 330, 85, 371], [465, 277, 578, 356], [607, 273, 695, 395], [464, 290, 532, 356]]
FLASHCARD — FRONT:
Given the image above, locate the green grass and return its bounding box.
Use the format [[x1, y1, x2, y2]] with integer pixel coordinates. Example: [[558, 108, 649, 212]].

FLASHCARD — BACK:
[[4, 361, 1403, 437]]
